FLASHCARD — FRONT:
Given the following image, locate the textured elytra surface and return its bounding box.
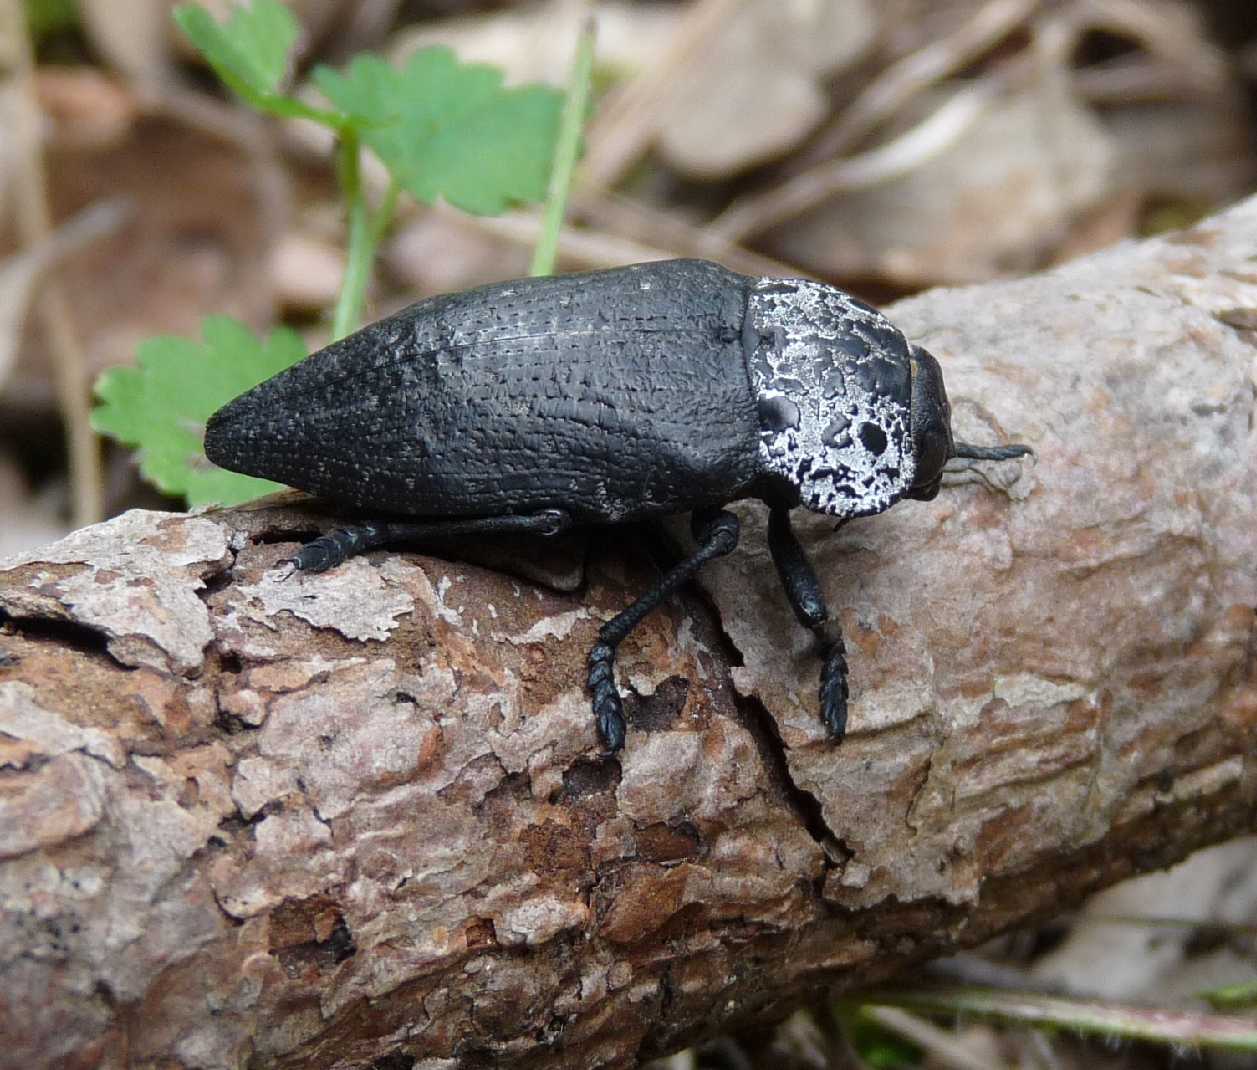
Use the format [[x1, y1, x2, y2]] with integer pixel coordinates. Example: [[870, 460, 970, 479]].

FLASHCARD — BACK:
[[207, 257, 931, 526], [747, 278, 916, 517], [205, 260, 762, 523], [1, 199, 1256, 1069]]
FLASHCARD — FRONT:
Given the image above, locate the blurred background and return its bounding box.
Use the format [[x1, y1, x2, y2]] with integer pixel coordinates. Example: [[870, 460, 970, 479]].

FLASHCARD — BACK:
[[1, 1, 1255, 1067]]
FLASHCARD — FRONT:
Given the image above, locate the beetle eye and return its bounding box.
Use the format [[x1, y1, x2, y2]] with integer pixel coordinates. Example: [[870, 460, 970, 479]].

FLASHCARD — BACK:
[[906, 345, 955, 500], [917, 430, 948, 483]]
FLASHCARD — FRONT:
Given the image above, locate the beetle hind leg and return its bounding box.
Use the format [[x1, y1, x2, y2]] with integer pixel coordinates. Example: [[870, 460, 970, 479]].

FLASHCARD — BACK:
[[289, 509, 572, 573], [767, 504, 849, 741], [587, 508, 740, 754]]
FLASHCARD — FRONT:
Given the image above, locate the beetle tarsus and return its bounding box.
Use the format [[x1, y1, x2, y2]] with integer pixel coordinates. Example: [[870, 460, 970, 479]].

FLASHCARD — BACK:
[[587, 642, 626, 754], [584, 508, 741, 751], [818, 628, 850, 740], [291, 524, 386, 573]]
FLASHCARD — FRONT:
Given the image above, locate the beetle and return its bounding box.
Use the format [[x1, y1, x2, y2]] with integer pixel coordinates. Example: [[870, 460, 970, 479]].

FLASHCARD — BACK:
[[204, 259, 1030, 753]]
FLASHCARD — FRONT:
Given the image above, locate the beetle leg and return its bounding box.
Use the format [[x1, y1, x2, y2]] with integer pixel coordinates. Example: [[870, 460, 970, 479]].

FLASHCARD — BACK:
[[588, 508, 740, 754], [288, 523, 388, 573], [767, 505, 849, 741], [289, 509, 572, 573]]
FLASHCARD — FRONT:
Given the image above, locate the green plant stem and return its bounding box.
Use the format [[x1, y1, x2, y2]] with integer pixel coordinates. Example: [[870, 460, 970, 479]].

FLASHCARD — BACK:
[[331, 141, 401, 341], [332, 131, 372, 340], [530, 15, 596, 277], [259, 92, 346, 129]]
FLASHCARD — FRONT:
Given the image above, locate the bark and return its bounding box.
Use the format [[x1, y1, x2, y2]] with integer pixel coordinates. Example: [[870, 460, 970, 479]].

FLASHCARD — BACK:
[[2, 197, 1256, 1070]]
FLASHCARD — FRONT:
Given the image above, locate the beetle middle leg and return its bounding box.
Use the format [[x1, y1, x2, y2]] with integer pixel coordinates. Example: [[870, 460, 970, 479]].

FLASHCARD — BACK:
[[588, 507, 740, 754], [767, 504, 849, 741], [288, 509, 572, 573]]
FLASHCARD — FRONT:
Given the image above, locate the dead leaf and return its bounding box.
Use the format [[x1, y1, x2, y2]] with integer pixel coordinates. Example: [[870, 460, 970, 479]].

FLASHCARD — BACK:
[[658, 0, 879, 179], [390, 0, 679, 88], [0, 452, 66, 558], [768, 77, 1117, 285], [0, 200, 130, 394], [80, 0, 173, 86], [270, 231, 345, 313], [35, 66, 139, 150]]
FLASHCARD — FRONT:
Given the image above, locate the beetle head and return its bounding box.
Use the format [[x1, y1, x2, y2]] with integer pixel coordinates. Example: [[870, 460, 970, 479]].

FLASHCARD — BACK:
[[902, 345, 955, 502]]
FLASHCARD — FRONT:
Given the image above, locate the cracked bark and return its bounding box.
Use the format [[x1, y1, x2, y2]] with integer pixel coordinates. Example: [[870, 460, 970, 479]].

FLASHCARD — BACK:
[[2, 197, 1257, 1070]]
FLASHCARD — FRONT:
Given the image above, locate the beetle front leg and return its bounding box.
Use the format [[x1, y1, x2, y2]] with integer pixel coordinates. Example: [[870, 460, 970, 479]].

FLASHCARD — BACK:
[[767, 505, 849, 741], [588, 508, 740, 754]]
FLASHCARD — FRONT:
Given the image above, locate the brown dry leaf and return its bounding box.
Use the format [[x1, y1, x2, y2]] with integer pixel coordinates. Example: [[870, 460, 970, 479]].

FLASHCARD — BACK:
[[0, 200, 130, 394], [269, 231, 344, 313], [389, 0, 679, 88], [324, 0, 404, 57], [880, 0, 1023, 58], [0, 83, 16, 273], [1099, 99, 1254, 208], [0, 452, 65, 558], [34, 66, 139, 150], [1031, 838, 1257, 1001], [768, 76, 1116, 285], [3, 115, 278, 409], [384, 211, 530, 299], [1051, 189, 1142, 265], [657, 0, 879, 179], [80, 0, 174, 85]]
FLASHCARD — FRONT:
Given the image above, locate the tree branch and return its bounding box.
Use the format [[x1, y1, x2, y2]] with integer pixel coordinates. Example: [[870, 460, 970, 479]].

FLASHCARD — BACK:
[[2, 197, 1256, 1069]]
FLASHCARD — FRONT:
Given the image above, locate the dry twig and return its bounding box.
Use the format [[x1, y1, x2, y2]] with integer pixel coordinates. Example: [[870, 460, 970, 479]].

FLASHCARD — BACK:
[[0, 0, 104, 526], [579, 0, 748, 189]]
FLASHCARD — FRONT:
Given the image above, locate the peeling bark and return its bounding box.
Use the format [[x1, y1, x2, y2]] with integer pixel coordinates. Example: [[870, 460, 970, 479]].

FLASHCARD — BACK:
[[2, 198, 1256, 1070]]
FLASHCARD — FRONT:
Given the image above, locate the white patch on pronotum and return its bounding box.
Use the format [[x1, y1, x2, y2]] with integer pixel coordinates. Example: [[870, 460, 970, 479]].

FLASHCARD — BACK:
[[747, 279, 916, 518]]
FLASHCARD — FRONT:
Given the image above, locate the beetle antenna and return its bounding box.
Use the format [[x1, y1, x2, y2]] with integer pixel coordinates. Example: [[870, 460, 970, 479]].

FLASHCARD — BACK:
[[952, 441, 1033, 461]]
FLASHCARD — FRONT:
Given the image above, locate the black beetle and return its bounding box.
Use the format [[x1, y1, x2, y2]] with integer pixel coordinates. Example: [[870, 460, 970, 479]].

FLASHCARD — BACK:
[[205, 259, 1030, 752]]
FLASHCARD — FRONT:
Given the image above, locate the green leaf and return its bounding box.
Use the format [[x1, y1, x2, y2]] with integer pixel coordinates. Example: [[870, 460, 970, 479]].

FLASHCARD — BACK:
[[172, 0, 338, 124], [530, 17, 595, 276], [92, 316, 306, 507], [174, 0, 296, 98], [314, 48, 563, 215]]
